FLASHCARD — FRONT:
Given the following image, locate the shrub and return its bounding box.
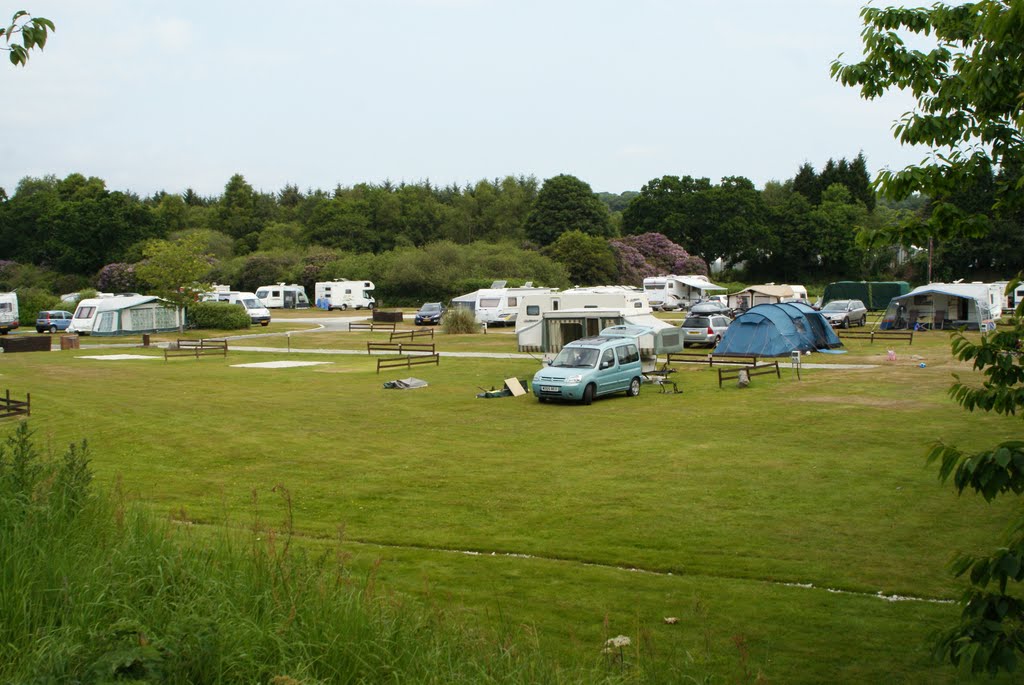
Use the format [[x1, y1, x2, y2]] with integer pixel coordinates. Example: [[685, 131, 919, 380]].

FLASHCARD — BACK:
[[185, 301, 251, 330], [441, 307, 478, 334], [12, 287, 63, 322]]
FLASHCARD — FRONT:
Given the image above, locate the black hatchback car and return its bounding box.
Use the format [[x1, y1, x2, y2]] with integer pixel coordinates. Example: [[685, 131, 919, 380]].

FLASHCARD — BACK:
[[414, 302, 446, 325]]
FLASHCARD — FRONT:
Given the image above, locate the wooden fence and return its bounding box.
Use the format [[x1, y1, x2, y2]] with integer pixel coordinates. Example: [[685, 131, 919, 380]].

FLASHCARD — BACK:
[[367, 341, 436, 355], [390, 328, 435, 342], [349, 322, 397, 333], [667, 352, 762, 367], [718, 361, 781, 389], [376, 353, 441, 374], [0, 389, 30, 419], [164, 339, 228, 360], [838, 330, 914, 345]]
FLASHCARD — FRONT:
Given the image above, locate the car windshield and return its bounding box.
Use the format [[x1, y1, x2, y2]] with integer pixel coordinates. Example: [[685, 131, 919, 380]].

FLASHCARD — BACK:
[[822, 302, 849, 312], [550, 347, 600, 368], [241, 298, 261, 309], [682, 317, 710, 328], [420, 303, 442, 313]]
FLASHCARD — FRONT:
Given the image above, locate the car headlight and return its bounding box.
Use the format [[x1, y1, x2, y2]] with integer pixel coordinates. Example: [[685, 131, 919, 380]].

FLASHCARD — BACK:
[[565, 374, 582, 385]]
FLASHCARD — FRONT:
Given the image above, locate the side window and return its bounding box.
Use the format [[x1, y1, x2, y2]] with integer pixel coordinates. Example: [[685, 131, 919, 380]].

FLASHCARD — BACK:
[[619, 344, 640, 364], [508, 297, 518, 307], [526, 305, 540, 315], [601, 349, 615, 369], [615, 346, 630, 364]]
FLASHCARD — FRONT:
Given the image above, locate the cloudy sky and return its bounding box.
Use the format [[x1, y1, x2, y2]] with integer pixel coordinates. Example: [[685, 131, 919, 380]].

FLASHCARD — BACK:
[[0, 1, 926, 198]]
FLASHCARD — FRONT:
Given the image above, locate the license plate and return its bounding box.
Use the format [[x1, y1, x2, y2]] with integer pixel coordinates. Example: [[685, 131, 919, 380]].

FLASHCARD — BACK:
[[686, 330, 701, 335], [541, 386, 559, 392]]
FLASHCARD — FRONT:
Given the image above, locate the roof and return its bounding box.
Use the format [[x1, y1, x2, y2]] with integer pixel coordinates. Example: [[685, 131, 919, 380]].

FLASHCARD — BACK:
[[734, 285, 795, 298], [677, 276, 726, 291], [894, 282, 992, 301], [82, 295, 166, 312]]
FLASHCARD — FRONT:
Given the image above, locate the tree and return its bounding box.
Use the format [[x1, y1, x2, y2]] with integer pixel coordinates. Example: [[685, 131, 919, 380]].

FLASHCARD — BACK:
[[2, 11, 54, 66], [834, 2, 1024, 673], [544, 230, 618, 286], [524, 174, 613, 246], [134, 234, 212, 332]]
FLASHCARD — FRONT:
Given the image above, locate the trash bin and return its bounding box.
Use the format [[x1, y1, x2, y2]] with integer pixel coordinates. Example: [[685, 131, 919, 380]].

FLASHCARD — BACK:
[[60, 335, 80, 350], [142, 334, 151, 347]]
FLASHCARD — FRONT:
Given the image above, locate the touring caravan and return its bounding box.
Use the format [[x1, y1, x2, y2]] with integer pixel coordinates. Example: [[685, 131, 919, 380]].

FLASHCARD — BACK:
[[515, 286, 656, 352], [0, 292, 19, 334], [254, 283, 310, 309], [69, 295, 183, 336], [201, 291, 271, 326], [471, 281, 553, 326], [642, 275, 727, 311], [314, 280, 376, 311]]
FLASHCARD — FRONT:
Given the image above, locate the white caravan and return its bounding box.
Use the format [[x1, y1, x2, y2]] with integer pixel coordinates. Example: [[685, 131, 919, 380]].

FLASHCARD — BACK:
[[68, 295, 183, 336], [254, 283, 310, 309], [0, 292, 19, 334], [642, 275, 727, 311], [201, 291, 272, 326], [515, 286, 654, 351], [472, 281, 553, 326], [314, 280, 376, 311]]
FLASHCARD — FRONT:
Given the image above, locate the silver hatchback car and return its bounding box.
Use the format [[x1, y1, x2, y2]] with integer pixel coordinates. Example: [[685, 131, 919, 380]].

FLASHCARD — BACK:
[[820, 299, 867, 328], [680, 314, 731, 347]]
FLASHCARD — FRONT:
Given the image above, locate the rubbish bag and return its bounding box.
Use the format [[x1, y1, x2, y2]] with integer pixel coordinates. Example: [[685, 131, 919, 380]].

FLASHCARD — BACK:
[[382, 377, 429, 390]]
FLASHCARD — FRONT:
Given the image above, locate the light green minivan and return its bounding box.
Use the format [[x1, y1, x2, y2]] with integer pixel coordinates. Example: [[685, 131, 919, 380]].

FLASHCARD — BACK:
[[532, 336, 643, 405]]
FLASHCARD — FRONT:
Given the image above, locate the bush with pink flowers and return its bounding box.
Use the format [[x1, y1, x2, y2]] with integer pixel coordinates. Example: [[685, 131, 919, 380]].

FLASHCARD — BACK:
[[609, 233, 707, 285]]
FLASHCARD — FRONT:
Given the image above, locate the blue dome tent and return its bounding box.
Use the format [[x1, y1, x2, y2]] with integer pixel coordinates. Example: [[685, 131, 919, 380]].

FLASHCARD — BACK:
[[715, 303, 842, 357]]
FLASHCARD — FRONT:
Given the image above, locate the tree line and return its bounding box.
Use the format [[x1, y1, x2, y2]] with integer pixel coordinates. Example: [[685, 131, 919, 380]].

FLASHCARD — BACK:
[[1, 153, 1021, 306]]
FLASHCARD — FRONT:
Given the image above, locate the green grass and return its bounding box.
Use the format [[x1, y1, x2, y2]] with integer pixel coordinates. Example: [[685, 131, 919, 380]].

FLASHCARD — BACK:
[[0, 324, 1018, 683]]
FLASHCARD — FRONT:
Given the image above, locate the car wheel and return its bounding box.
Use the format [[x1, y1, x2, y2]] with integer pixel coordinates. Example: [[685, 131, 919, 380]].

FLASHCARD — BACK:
[[367, 302, 375, 310], [49, 325, 58, 333], [581, 384, 595, 406], [860, 315, 867, 326], [626, 377, 641, 397], [261, 321, 270, 327], [841, 317, 850, 329], [714, 335, 722, 345], [340, 304, 348, 311]]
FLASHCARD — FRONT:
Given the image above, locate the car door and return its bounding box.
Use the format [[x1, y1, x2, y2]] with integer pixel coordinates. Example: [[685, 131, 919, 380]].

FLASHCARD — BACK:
[[595, 348, 620, 395]]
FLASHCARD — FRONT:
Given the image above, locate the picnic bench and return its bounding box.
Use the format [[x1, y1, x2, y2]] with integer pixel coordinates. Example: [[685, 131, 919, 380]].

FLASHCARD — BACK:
[[718, 360, 781, 388], [349, 321, 397, 333], [838, 329, 914, 345], [376, 353, 441, 374], [164, 338, 228, 360], [367, 341, 436, 355], [0, 389, 30, 419]]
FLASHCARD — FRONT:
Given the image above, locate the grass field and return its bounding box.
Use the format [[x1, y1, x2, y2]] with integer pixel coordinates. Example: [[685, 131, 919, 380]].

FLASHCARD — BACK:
[[0, 321, 1018, 683]]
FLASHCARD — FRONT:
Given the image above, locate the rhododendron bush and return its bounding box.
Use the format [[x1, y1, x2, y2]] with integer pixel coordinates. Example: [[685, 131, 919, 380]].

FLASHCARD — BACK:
[[609, 233, 707, 284]]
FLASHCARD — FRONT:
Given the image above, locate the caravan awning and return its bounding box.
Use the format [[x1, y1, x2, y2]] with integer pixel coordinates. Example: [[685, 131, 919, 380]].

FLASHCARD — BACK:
[[678, 277, 726, 292]]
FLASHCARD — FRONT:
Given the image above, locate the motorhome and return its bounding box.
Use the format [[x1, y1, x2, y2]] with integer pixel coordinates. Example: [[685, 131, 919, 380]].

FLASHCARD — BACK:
[[470, 281, 553, 326], [254, 283, 310, 309], [314, 280, 376, 311], [642, 275, 727, 311], [515, 286, 656, 352], [0, 292, 19, 334], [201, 291, 272, 326]]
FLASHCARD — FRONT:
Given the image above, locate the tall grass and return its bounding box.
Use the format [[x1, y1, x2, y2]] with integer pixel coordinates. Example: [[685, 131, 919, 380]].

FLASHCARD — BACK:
[[0, 422, 706, 684]]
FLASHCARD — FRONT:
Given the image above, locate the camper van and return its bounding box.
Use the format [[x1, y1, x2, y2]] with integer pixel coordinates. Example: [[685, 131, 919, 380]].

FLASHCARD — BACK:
[[642, 275, 727, 311], [254, 283, 310, 309], [0, 292, 19, 334], [314, 280, 376, 311], [471, 281, 553, 326], [201, 291, 271, 326]]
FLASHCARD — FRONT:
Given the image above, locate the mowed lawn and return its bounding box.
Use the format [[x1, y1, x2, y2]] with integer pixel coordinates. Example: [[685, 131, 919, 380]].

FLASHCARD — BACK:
[[0, 326, 1018, 683]]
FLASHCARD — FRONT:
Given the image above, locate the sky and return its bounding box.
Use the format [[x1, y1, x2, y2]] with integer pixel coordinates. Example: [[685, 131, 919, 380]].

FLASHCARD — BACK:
[[0, 0, 929, 199]]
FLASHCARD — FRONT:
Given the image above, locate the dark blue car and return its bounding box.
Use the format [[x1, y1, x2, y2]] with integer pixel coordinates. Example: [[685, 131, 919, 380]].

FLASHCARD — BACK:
[[414, 302, 446, 325]]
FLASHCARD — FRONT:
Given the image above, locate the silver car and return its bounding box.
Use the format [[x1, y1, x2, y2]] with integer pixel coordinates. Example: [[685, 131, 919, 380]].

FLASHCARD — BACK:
[[820, 299, 867, 328], [680, 314, 731, 347]]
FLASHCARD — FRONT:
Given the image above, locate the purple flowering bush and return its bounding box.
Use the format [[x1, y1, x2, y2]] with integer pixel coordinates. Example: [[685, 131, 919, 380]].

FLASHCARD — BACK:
[[610, 233, 707, 285], [96, 263, 138, 292]]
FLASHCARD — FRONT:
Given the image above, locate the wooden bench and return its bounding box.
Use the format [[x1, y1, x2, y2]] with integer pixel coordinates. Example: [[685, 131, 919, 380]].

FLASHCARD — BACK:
[[349, 322, 397, 333], [667, 352, 761, 367], [367, 341, 436, 355], [0, 389, 30, 419], [838, 330, 914, 345], [376, 353, 441, 374], [164, 338, 228, 360], [718, 361, 781, 388], [390, 328, 434, 342]]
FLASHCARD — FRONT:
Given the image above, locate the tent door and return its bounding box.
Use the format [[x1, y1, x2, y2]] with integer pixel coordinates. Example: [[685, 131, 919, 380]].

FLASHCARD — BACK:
[[957, 297, 969, 320], [586, 318, 601, 336]]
